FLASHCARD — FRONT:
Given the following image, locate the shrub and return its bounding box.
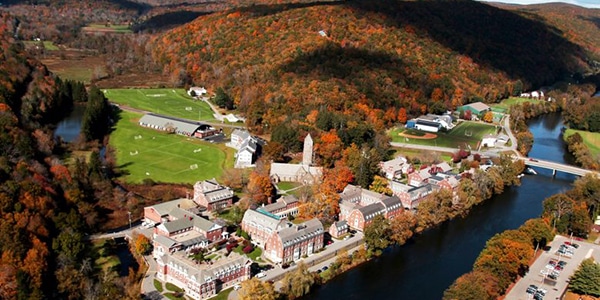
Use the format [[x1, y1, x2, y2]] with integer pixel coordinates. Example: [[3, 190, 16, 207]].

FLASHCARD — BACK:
[[243, 245, 253, 254]]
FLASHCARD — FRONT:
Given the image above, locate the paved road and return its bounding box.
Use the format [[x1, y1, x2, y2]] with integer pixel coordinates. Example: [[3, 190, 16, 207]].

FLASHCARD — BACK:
[[520, 157, 598, 177], [505, 235, 600, 300], [228, 232, 365, 300], [141, 255, 165, 300]]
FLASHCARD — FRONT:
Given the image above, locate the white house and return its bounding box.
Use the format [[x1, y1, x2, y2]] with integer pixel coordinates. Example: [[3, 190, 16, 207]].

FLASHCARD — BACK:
[[481, 134, 497, 148], [235, 137, 258, 168], [187, 87, 207, 97]]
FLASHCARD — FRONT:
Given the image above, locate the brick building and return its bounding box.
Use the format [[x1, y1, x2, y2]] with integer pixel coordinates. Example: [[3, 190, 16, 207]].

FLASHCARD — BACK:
[[193, 179, 234, 212]]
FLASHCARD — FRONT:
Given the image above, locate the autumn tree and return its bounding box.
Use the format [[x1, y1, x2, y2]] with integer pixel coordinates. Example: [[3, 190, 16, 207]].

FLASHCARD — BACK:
[[246, 170, 274, 205], [239, 278, 277, 300], [473, 229, 533, 292], [134, 233, 152, 255], [482, 111, 494, 123], [389, 212, 417, 245], [443, 270, 499, 300], [369, 175, 392, 196], [317, 130, 344, 168], [397, 107, 408, 124], [280, 262, 316, 299]]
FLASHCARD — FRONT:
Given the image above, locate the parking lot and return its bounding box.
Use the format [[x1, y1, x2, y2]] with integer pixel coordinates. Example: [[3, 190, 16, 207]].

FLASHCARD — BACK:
[[505, 235, 600, 300]]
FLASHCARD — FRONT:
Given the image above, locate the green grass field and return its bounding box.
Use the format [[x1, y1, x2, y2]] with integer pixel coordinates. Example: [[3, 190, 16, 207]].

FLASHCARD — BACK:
[[105, 88, 216, 122], [491, 97, 539, 112], [24, 40, 59, 50], [564, 129, 600, 157], [390, 121, 497, 149], [110, 111, 233, 184], [83, 24, 133, 33]]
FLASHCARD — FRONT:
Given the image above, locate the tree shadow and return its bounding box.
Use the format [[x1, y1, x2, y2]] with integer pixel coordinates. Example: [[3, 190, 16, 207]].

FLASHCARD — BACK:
[[132, 11, 211, 33], [278, 40, 417, 109], [344, 0, 586, 88], [244, 0, 588, 90]]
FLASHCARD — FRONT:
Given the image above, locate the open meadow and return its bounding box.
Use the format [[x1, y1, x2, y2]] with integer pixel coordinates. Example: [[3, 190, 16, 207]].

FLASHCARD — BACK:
[[490, 97, 540, 112], [564, 129, 600, 157], [104, 88, 216, 121], [110, 110, 233, 184], [390, 121, 498, 149]]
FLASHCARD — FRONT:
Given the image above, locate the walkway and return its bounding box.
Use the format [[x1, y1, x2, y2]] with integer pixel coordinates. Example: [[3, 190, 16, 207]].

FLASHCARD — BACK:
[[141, 255, 165, 300]]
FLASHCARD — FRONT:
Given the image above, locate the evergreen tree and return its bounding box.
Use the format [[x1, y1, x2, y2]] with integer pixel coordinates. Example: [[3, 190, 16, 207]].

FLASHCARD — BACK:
[[81, 86, 111, 142], [569, 258, 600, 297]]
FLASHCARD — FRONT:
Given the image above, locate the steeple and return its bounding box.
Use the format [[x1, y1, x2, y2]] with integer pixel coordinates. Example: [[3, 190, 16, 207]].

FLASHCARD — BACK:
[[302, 134, 313, 166]]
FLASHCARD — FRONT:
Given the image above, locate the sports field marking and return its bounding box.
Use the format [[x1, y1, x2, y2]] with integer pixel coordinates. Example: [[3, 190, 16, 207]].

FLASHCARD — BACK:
[[193, 148, 202, 153], [134, 135, 142, 140], [185, 107, 193, 111], [130, 150, 139, 155], [146, 94, 166, 97], [190, 164, 198, 170]]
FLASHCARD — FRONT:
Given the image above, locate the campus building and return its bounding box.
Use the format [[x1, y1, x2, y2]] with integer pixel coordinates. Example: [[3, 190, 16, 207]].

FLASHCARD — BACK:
[[338, 185, 404, 231], [193, 179, 234, 212], [241, 209, 324, 264], [156, 252, 251, 299], [270, 134, 322, 184]]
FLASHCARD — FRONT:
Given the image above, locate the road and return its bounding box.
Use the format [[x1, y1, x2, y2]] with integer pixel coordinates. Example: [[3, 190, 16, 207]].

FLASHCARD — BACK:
[[228, 232, 365, 300], [520, 157, 598, 177], [505, 235, 600, 300]]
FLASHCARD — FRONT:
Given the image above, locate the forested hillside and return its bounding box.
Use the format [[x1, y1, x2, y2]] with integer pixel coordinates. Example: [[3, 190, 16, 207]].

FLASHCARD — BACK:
[[0, 13, 144, 299], [152, 0, 598, 132]]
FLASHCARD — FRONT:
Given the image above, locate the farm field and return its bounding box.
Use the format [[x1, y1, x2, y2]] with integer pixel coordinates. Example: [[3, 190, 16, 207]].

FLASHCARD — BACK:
[[109, 110, 233, 184], [564, 129, 600, 157], [490, 97, 539, 112], [390, 121, 498, 149], [82, 24, 133, 33], [104, 88, 216, 121]]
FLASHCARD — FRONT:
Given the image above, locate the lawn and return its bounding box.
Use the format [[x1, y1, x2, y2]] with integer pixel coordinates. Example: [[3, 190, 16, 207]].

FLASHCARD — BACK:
[[564, 129, 600, 157], [104, 88, 216, 122], [109, 110, 234, 184], [276, 182, 303, 193], [390, 121, 498, 149], [234, 245, 263, 261], [491, 97, 539, 112], [212, 288, 233, 300], [153, 279, 164, 293], [24, 40, 60, 50], [82, 24, 133, 33]]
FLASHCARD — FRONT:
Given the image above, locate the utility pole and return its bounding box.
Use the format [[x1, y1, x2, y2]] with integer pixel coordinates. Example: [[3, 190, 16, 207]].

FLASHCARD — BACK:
[[127, 211, 132, 229]]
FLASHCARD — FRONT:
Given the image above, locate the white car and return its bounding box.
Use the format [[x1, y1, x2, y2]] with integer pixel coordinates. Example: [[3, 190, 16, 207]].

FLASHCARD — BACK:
[[233, 284, 241, 291], [256, 272, 266, 278]]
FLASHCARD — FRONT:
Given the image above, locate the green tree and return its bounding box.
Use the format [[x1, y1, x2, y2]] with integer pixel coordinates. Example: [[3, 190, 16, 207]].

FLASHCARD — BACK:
[[363, 215, 391, 255], [569, 258, 600, 297], [214, 87, 234, 109], [81, 86, 111, 142], [520, 219, 553, 249], [281, 262, 315, 298]]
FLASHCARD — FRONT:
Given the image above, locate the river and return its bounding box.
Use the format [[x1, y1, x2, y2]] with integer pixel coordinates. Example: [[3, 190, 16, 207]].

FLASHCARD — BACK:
[[305, 113, 577, 300]]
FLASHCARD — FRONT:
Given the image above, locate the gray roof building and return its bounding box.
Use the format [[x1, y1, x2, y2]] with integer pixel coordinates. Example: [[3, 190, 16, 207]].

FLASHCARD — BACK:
[[139, 113, 203, 136], [358, 202, 386, 221], [278, 219, 324, 247]]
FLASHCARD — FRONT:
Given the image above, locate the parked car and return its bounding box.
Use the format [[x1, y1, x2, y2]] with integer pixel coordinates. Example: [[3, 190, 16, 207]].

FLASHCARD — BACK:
[[526, 285, 538, 294], [322, 266, 329, 272], [558, 260, 567, 267], [548, 274, 558, 280], [256, 272, 266, 278], [234, 284, 241, 291]]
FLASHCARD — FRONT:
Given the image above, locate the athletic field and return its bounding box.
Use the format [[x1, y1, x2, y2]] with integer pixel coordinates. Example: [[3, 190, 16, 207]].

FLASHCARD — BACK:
[[104, 88, 216, 121], [109, 111, 233, 184], [390, 121, 497, 149], [490, 97, 539, 112]]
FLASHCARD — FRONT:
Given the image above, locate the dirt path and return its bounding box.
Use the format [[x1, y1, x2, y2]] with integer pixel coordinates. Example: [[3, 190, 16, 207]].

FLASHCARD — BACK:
[[398, 132, 438, 140]]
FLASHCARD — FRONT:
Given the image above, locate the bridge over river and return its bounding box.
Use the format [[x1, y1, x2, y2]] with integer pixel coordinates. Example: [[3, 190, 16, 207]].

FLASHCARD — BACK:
[[520, 157, 598, 177]]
